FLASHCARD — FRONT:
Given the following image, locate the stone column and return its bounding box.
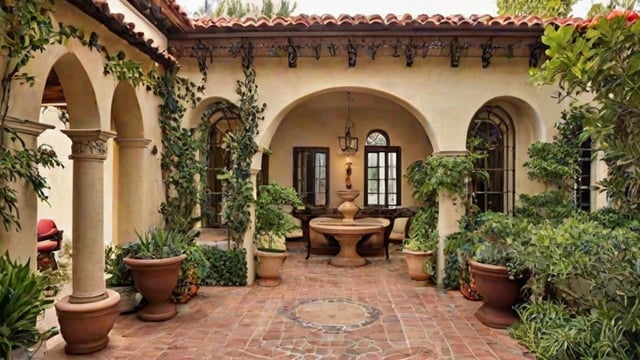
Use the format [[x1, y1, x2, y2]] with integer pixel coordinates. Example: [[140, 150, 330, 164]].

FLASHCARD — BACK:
[[0, 117, 54, 268], [114, 138, 151, 245], [62, 129, 116, 303], [435, 151, 466, 288]]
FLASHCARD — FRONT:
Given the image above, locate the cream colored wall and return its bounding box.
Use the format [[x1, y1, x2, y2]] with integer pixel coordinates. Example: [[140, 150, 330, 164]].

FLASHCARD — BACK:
[[269, 92, 432, 208], [190, 53, 567, 204], [37, 108, 74, 243]]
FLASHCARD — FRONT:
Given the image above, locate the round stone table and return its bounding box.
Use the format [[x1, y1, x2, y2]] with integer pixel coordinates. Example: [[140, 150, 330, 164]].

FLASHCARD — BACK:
[[309, 219, 384, 267]]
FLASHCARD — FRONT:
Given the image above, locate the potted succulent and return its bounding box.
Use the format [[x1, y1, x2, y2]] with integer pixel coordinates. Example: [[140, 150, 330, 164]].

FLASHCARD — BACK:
[[402, 207, 438, 284], [124, 228, 188, 321], [105, 245, 138, 314], [254, 182, 303, 286], [468, 212, 529, 329]]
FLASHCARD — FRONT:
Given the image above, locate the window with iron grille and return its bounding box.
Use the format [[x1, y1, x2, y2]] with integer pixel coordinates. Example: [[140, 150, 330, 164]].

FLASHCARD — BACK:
[[365, 130, 401, 207], [204, 108, 238, 227], [467, 106, 515, 213], [575, 138, 592, 211]]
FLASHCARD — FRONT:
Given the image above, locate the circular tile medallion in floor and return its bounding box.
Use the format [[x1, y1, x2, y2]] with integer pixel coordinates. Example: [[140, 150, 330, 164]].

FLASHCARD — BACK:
[[283, 298, 381, 333]]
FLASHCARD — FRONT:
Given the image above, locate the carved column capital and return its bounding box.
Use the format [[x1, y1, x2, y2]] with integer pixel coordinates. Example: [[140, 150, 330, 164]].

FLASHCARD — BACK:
[[61, 129, 117, 161], [115, 137, 151, 149]]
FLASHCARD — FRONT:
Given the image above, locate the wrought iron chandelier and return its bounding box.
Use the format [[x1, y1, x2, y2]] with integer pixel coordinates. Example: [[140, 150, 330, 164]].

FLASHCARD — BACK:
[[338, 92, 358, 155]]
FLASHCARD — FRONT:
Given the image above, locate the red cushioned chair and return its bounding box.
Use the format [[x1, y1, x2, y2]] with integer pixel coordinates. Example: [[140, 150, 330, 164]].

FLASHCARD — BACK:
[[37, 219, 63, 271]]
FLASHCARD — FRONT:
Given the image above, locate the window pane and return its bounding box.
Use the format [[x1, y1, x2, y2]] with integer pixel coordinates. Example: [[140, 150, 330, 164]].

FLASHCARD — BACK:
[[368, 180, 378, 192], [294, 147, 329, 207], [389, 194, 397, 205], [368, 168, 378, 179], [368, 194, 379, 204], [368, 153, 378, 166]]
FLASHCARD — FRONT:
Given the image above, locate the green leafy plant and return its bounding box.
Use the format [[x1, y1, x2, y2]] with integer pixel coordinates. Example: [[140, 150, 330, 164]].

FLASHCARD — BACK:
[[472, 212, 530, 278], [254, 182, 303, 252], [511, 217, 640, 359], [0, 253, 58, 359], [40, 242, 71, 297], [402, 207, 438, 252], [105, 245, 134, 287], [220, 51, 265, 248], [200, 246, 248, 286], [531, 8, 640, 214]]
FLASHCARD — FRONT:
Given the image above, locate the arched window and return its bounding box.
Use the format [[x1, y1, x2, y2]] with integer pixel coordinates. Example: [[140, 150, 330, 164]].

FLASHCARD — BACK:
[[467, 106, 515, 213], [365, 130, 401, 207], [204, 104, 239, 227]]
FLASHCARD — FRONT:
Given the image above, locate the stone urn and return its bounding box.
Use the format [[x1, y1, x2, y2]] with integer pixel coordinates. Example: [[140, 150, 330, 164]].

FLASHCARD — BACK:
[[469, 260, 522, 328], [124, 254, 186, 321], [402, 249, 434, 285], [55, 289, 120, 354], [255, 249, 288, 287]]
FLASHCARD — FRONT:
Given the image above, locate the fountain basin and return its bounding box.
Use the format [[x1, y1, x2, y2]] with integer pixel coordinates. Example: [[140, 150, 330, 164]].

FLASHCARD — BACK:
[[310, 218, 384, 267]]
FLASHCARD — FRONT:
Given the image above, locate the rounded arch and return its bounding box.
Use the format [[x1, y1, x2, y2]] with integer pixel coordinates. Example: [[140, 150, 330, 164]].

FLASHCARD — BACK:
[[470, 95, 545, 143], [49, 52, 101, 129], [111, 81, 143, 138], [262, 86, 437, 153]]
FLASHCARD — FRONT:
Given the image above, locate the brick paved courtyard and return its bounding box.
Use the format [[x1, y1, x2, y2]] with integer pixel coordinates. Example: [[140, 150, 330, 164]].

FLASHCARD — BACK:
[[36, 242, 530, 359]]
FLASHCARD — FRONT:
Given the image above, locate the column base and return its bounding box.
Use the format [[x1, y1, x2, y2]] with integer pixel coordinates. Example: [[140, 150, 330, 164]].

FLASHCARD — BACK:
[[55, 289, 120, 354]]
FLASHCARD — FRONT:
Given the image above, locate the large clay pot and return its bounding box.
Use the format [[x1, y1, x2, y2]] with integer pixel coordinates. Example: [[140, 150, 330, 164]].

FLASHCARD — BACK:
[[255, 249, 288, 287], [55, 289, 120, 354], [469, 260, 522, 329], [124, 254, 186, 321], [402, 249, 434, 285]]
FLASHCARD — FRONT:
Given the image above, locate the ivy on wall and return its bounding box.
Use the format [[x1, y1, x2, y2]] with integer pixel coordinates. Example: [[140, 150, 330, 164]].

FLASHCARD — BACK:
[[219, 44, 265, 247]]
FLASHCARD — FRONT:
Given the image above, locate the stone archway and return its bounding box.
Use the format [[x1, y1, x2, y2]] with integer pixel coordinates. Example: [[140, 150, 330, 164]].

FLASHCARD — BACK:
[[265, 89, 433, 210], [111, 81, 148, 245]]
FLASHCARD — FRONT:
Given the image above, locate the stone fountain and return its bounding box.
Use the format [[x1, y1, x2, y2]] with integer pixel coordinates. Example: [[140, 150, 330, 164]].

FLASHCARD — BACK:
[[309, 189, 384, 267]]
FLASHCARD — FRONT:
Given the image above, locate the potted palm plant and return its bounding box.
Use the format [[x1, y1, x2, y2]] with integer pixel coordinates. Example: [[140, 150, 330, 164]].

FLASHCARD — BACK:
[[254, 183, 303, 286], [468, 212, 529, 329], [124, 228, 189, 321]]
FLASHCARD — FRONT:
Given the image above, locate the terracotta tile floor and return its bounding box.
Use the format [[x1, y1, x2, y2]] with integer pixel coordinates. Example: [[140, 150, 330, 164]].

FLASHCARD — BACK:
[[35, 242, 530, 359]]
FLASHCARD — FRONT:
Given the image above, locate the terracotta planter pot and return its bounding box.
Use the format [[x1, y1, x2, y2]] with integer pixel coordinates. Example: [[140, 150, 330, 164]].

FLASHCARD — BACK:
[[55, 289, 120, 354], [469, 260, 522, 329], [255, 249, 287, 287], [402, 249, 434, 284], [124, 254, 186, 322]]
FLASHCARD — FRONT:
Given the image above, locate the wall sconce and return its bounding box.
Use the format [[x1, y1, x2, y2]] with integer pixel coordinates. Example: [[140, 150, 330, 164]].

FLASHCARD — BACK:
[[345, 156, 353, 190], [338, 92, 358, 155]]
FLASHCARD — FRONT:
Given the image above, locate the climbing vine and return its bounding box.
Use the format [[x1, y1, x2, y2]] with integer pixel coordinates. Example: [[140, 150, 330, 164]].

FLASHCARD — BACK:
[[148, 67, 208, 233], [220, 45, 265, 247]]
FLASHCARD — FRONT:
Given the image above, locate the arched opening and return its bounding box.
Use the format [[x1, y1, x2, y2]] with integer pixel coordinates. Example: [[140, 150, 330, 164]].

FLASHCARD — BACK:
[[467, 106, 515, 213], [268, 90, 432, 209], [202, 101, 240, 227]]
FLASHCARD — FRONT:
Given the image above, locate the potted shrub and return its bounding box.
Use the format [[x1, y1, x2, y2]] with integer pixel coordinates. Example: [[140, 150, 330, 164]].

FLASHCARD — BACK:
[[0, 254, 58, 360], [468, 212, 529, 329], [124, 228, 188, 321], [401, 207, 438, 284], [105, 245, 138, 314], [254, 183, 303, 286]]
